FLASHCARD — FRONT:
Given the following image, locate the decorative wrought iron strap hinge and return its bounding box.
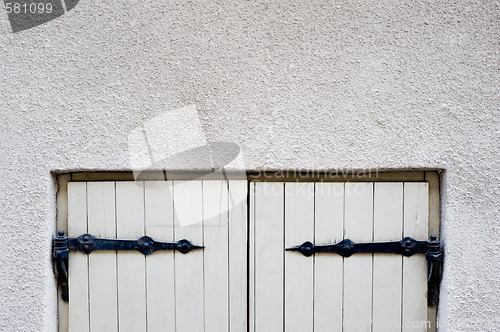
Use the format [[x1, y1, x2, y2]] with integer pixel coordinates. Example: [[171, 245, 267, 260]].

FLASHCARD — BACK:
[[52, 230, 204, 301], [286, 235, 443, 306], [426, 235, 442, 306], [286, 236, 429, 258], [52, 231, 69, 302]]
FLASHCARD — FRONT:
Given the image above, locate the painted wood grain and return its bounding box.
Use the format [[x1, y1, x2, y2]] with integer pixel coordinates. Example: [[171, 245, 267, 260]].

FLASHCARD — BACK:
[[343, 182, 373, 332], [203, 180, 229, 332], [68, 182, 89, 332], [87, 182, 118, 332], [284, 182, 314, 331], [254, 182, 284, 331], [116, 182, 146, 332], [314, 182, 344, 331], [145, 181, 175, 332], [372, 183, 403, 332], [173, 180, 204, 332], [228, 180, 248, 332], [403, 183, 429, 332]]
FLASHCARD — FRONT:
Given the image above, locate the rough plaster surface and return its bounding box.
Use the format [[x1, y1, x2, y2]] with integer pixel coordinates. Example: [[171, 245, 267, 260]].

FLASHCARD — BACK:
[[0, 1, 498, 331]]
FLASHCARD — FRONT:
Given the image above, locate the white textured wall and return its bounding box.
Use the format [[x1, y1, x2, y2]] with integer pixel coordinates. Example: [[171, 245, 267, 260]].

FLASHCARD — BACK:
[[0, 1, 498, 331]]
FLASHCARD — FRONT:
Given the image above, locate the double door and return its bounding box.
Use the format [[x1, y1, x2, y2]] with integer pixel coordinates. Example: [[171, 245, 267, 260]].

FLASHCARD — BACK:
[[62, 180, 431, 332]]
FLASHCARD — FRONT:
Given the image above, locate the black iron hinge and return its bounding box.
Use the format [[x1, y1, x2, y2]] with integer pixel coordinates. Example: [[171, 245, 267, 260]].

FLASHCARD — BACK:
[[52, 230, 204, 302], [287, 235, 443, 306]]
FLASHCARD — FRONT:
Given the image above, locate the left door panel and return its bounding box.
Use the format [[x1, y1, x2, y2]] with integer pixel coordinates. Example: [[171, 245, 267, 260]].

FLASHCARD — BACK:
[[65, 180, 247, 332]]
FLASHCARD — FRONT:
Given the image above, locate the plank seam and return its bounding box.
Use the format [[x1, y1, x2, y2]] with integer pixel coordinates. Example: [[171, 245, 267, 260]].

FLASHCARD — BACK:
[[227, 181, 231, 332], [282, 183, 285, 332], [114, 182, 120, 332], [341, 183, 346, 332], [143, 182, 148, 332], [202, 181, 206, 332], [86, 183, 91, 332], [312, 183, 316, 332], [246, 181, 251, 332], [371, 183, 374, 332], [172, 182, 177, 332], [252, 183, 256, 332], [401, 182, 405, 331]]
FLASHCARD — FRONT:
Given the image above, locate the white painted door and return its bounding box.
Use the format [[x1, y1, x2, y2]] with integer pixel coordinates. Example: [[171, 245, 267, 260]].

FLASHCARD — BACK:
[[67, 180, 247, 332], [249, 182, 430, 332], [65, 180, 432, 332]]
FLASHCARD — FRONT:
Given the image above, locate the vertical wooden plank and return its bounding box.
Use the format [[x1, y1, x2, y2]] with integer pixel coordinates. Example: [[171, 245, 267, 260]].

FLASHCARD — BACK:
[[425, 172, 440, 332], [284, 182, 314, 331], [57, 174, 70, 237], [228, 180, 248, 332], [372, 183, 403, 332], [314, 182, 344, 331], [116, 182, 146, 332], [203, 180, 229, 332], [249, 182, 256, 332], [68, 182, 89, 332], [343, 182, 373, 332], [174, 180, 204, 332], [403, 183, 429, 332], [57, 174, 70, 332], [145, 182, 175, 332], [87, 182, 118, 332], [254, 182, 284, 331], [425, 172, 440, 240]]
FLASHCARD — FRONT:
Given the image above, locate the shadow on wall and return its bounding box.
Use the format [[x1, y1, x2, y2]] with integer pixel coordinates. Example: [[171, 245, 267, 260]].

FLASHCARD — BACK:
[[3, 0, 79, 32]]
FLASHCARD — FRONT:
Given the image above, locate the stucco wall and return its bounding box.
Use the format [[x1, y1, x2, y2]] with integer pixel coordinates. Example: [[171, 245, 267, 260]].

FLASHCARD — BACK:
[[0, 1, 498, 331]]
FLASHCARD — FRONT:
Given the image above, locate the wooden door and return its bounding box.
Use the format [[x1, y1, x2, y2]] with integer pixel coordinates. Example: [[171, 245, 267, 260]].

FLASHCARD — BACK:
[[249, 181, 430, 332], [63, 179, 434, 332], [66, 180, 247, 332]]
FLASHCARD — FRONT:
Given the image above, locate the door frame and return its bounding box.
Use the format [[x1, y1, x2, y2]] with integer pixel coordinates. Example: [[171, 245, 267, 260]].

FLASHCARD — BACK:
[[55, 170, 440, 331]]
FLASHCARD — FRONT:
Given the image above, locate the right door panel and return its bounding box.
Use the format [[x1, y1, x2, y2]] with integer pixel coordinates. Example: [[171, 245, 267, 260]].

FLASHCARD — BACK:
[[249, 181, 430, 332]]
